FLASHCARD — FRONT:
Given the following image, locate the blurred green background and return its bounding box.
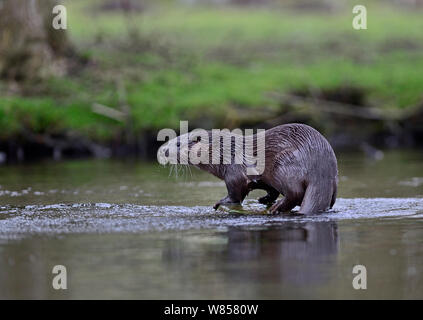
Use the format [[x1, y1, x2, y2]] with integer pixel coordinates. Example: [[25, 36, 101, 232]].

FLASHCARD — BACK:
[[0, 0, 422, 161]]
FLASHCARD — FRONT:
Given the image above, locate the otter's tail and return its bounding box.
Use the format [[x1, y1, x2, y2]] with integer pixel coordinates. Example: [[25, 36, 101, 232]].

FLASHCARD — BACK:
[[299, 180, 336, 214]]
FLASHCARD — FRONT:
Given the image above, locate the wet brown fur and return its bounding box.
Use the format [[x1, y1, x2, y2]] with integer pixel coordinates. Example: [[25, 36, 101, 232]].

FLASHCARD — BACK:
[[163, 123, 338, 214]]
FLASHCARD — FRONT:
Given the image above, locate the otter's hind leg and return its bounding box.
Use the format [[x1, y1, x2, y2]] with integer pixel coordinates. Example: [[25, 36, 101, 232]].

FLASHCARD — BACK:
[[268, 196, 297, 214], [268, 184, 304, 215], [267, 179, 305, 214]]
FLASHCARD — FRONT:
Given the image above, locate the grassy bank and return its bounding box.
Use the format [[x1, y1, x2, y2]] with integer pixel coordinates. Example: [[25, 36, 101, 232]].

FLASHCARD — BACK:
[[1, 0, 423, 148]]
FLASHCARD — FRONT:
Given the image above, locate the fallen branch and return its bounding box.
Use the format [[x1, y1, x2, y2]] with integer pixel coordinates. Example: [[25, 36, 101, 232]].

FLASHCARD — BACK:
[[91, 102, 127, 122], [267, 92, 403, 121]]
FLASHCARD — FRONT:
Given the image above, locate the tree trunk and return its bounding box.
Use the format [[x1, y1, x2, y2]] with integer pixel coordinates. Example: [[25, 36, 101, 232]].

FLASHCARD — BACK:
[[0, 0, 71, 82]]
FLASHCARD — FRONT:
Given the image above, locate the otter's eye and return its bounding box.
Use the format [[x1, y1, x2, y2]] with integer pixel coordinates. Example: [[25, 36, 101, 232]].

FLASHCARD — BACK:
[[195, 136, 201, 142]]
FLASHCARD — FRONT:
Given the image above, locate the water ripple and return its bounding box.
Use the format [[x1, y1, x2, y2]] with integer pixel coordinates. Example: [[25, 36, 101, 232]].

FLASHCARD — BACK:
[[0, 198, 422, 240]]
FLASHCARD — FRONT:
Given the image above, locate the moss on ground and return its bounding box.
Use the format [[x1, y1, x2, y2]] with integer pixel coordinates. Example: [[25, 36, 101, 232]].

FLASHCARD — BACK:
[[1, 0, 422, 142]]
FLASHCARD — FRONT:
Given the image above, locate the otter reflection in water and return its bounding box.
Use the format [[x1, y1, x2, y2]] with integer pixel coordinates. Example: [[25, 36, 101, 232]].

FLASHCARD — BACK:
[[162, 221, 338, 291], [225, 221, 339, 286]]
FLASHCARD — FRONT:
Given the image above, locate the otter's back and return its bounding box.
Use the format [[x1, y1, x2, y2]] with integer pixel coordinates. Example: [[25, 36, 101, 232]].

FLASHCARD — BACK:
[[264, 123, 338, 180]]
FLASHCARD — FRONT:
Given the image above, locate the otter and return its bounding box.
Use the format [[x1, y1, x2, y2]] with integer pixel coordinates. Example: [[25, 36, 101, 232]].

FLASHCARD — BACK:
[[158, 123, 338, 214]]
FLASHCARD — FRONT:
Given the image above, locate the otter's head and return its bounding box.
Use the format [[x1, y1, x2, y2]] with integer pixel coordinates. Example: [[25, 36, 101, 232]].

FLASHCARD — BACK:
[[158, 128, 265, 177], [157, 130, 212, 166]]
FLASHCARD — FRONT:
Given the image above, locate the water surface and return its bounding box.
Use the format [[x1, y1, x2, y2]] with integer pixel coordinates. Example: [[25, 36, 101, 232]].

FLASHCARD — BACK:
[[0, 150, 422, 299]]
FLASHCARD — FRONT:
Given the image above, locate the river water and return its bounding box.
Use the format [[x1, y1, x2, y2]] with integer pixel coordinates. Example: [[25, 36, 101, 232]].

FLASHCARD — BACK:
[[0, 150, 422, 299]]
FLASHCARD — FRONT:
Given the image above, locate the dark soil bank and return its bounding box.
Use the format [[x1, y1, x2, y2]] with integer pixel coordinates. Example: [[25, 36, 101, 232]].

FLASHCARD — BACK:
[[1, 93, 423, 164]]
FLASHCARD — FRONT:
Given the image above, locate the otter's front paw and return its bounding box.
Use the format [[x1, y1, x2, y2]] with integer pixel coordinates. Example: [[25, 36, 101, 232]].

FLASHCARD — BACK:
[[213, 196, 240, 210]]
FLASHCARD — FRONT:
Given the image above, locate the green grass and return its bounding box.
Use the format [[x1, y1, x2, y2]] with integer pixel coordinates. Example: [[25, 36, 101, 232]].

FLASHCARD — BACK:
[[0, 97, 120, 140], [1, 0, 423, 141]]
